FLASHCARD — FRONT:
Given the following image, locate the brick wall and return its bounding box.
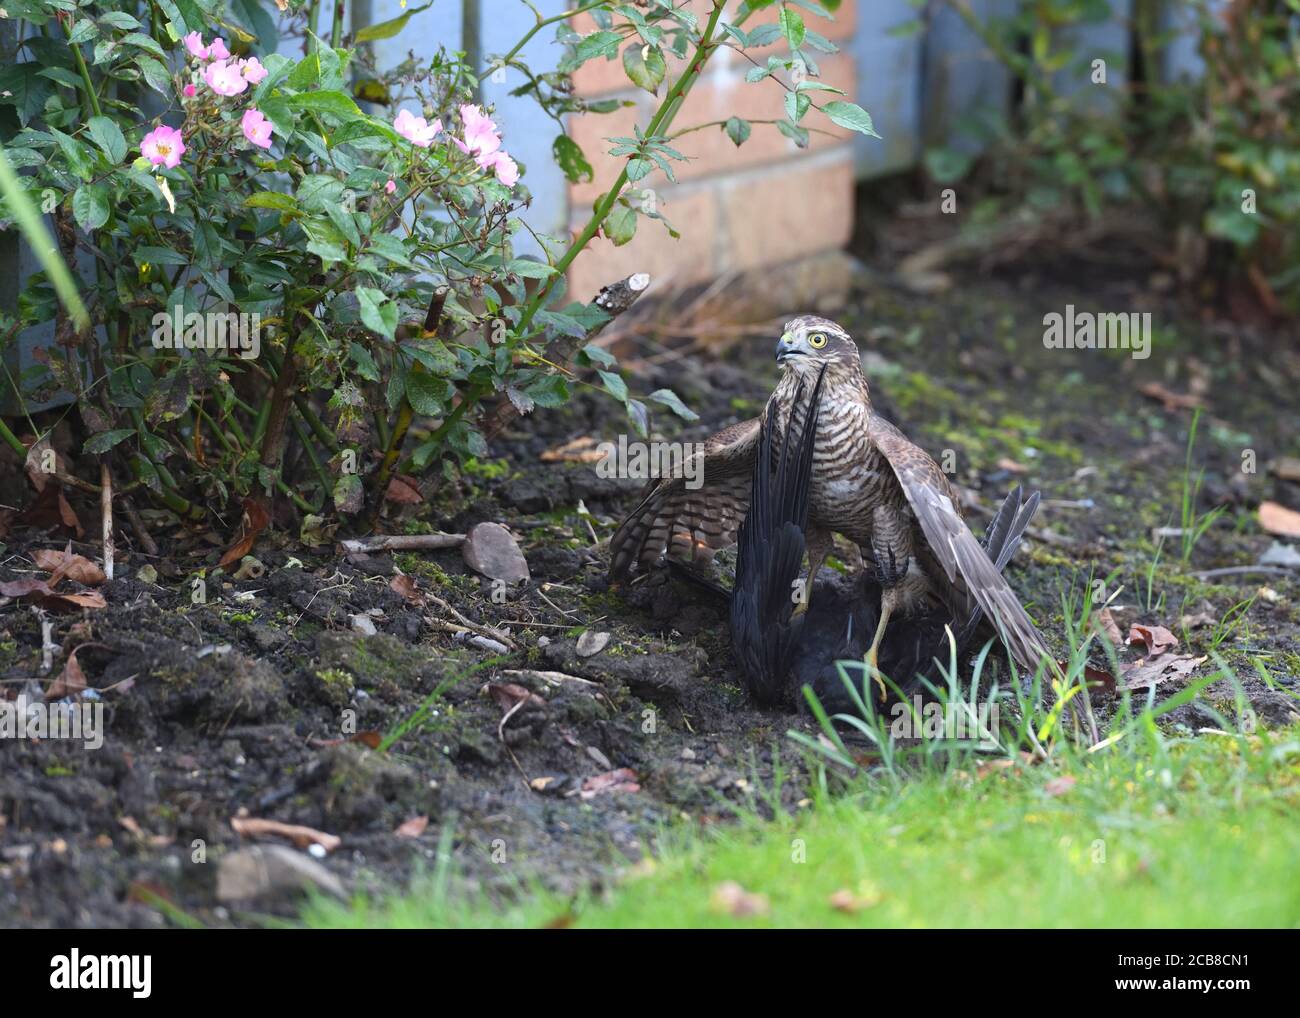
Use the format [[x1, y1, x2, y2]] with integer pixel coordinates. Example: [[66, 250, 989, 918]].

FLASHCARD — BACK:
[[565, 0, 859, 301]]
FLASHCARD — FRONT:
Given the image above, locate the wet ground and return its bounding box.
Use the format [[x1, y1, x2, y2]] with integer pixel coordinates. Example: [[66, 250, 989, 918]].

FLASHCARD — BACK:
[[2, 249, 1298, 928]]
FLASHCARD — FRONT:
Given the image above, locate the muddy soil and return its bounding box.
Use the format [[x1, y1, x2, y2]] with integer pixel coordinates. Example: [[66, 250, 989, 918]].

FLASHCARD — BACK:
[[2, 247, 1298, 928]]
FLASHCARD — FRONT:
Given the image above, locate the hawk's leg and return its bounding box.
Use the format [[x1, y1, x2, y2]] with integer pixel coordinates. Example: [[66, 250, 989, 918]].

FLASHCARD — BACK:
[[865, 544, 910, 699], [791, 525, 833, 617]]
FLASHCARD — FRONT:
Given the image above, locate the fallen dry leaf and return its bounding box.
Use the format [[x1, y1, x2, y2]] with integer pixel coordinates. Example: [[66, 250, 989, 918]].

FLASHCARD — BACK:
[[1137, 382, 1203, 412], [45, 645, 91, 700], [389, 573, 423, 606], [16, 484, 84, 537], [384, 474, 424, 504], [485, 682, 545, 713], [230, 817, 341, 853], [1179, 611, 1217, 630], [1044, 775, 1077, 797], [394, 815, 429, 839], [711, 881, 769, 917], [996, 457, 1029, 475], [217, 497, 271, 569], [1270, 457, 1300, 483], [540, 436, 605, 464], [1121, 653, 1207, 692], [578, 767, 640, 799], [307, 730, 383, 750], [0, 576, 107, 611], [1258, 501, 1300, 539], [1127, 624, 1179, 657], [32, 543, 106, 586], [1094, 608, 1123, 646]]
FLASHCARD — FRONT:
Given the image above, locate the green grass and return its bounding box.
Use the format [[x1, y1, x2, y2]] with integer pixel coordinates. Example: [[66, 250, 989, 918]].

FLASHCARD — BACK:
[[305, 724, 1300, 929]]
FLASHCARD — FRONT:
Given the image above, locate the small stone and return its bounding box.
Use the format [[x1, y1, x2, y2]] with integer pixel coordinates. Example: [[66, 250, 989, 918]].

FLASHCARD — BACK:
[[462, 522, 530, 583], [136, 564, 158, 584], [350, 614, 378, 636], [576, 631, 611, 658], [680, 747, 696, 761], [216, 845, 345, 904]]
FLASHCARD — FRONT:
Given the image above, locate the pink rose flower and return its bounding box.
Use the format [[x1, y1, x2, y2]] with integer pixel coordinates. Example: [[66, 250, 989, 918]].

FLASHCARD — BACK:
[[393, 109, 440, 148], [453, 105, 516, 186], [385, 179, 397, 195], [209, 38, 230, 61], [203, 60, 248, 97], [483, 150, 519, 187], [141, 125, 185, 169], [182, 83, 197, 98], [453, 104, 502, 160], [238, 57, 268, 84], [183, 32, 210, 60], [241, 108, 274, 149]]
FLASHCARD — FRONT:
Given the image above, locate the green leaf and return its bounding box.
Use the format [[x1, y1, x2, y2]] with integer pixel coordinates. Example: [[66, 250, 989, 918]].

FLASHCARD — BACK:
[[523, 375, 569, 408], [132, 245, 189, 267], [136, 56, 173, 95], [604, 205, 637, 246], [785, 90, 811, 123], [646, 388, 699, 422], [821, 100, 881, 138], [287, 90, 362, 119], [356, 286, 398, 341], [505, 258, 557, 279], [553, 135, 593, 184], [333, 473, 363, 514], [0, 63, 52, 125], [286, 53, 321, 91], [626, 157, 653, 182], [622, 42, 666, 94], [245, 191, 299, 211], [405, 371, 453, 416], [354, 1, 431, 41], [581, 343, 617, 368], [724, 117, 751, 147], [349, 342, 380, 381], [72, 183, 110, 231], [85, 116, 127, 164], [67, 18, 99, 45], [83, 429, 135, 454], [776, 119, 809, 148], [367, 233, 416, 268], [598, 369, 628, 403], [48, 128, 95, 181], [560, 30, 623, 72], [779, 7, 806, 49]]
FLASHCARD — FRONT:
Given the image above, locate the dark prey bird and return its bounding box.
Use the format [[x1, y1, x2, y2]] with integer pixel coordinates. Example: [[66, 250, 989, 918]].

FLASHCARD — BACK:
[[608, 315, 1054, 693], [728, 367, 1041, 707]]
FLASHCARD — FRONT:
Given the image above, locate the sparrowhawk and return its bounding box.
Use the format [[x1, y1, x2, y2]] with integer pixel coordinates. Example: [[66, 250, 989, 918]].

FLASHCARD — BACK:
[[608, 315, 1054, 692]]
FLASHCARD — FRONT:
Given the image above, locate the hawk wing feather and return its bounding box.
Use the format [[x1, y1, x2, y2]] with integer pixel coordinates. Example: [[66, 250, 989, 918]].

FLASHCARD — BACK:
[[608, 417, 762, 580], [867, 417, 1053, 674]]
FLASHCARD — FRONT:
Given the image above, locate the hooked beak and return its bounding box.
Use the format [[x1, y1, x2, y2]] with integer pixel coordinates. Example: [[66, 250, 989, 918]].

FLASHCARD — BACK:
[[775, 333, 800, 364]]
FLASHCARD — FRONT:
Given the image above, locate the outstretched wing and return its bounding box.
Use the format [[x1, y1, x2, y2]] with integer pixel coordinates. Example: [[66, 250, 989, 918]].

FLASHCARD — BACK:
[[867, 417, 1053, 673], [608, 417, 762, 579]]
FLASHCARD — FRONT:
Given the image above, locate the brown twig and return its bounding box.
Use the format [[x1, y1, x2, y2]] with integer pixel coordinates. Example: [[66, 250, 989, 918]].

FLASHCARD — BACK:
[[99, 461, 113, 581], [339, 533, 465, 554]]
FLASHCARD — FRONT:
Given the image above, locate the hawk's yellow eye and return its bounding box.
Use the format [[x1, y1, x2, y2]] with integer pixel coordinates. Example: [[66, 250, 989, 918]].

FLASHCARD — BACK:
[[808, 333, 827, 349]]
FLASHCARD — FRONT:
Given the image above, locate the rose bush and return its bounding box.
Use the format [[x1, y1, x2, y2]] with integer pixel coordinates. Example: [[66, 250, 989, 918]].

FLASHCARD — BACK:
[[0, 0, 872, 528]]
